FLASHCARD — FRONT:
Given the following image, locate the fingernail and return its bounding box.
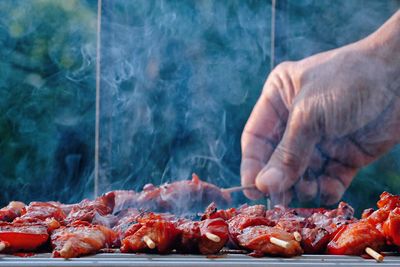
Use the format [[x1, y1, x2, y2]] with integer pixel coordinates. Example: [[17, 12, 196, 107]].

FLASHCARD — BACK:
[[256, 167, 285, 193]]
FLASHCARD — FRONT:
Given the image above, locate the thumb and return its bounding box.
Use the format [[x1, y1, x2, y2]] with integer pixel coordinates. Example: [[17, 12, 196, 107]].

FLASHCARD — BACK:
[[255, 108, 318, 195]]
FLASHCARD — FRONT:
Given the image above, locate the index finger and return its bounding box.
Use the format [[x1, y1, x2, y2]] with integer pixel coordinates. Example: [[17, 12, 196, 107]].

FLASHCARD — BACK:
[[241, 80, 288, 199]]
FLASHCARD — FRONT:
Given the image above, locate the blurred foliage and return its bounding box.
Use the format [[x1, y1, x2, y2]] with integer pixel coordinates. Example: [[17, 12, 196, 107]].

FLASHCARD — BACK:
[[0, 0, 399, 215], [0, 0, 97, 205]]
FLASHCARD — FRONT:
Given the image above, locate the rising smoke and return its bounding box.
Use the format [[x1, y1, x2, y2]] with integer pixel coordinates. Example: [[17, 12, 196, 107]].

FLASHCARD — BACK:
[[99, 0, 270, 202]]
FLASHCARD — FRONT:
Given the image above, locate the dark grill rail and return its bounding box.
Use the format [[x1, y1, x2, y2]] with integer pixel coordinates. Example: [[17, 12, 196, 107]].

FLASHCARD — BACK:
[[1, 253, 400, 267]]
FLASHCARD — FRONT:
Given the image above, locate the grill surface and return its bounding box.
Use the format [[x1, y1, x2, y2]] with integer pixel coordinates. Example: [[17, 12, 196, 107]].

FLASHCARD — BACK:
[[1, 253, 400, 267]]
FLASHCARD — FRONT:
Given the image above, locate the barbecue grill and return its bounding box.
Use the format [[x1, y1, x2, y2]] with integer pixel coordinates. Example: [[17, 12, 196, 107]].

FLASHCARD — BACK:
[[2, 253, 400, 267], [1, 1, 400, 267]]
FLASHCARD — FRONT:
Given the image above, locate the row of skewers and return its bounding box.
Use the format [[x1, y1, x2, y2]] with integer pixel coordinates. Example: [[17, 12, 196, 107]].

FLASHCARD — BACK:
[[0, 174, 399, 262]]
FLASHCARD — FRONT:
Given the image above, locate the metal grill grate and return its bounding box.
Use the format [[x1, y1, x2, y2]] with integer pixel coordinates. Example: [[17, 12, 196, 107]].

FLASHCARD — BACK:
[[1, 253, 400, 267]]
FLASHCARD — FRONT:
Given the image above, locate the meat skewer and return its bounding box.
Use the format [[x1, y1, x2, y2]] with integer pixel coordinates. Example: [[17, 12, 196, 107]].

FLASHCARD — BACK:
[[222, 185, 257, 194], [365, 247, 384, 262], [237, 225, 303, 257], [51, 221, 117, 258], [0, 241, 6, 252], [143, 236, 156, 249], [326, 220, 386, 262], [65, 193, 115, 225], [135, 174, 232, 214], [120, 213, 181, 254], [3, 179, 400, 261], [205, 232, 221, 242], [293, 231, 302, 242], [269, 237, 290, 249], [15, 202, 66, 224]]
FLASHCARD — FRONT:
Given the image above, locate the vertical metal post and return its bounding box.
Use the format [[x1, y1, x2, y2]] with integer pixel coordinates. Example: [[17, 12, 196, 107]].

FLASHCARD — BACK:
[[267, 0, 278, 210], [273, 0, 289, 65], [94, 0, 102, 198], [270, 0, 276, 71]]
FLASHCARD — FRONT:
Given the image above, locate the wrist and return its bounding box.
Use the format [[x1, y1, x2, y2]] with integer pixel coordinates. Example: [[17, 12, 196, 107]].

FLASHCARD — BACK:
[[359, 10, 400, 95]]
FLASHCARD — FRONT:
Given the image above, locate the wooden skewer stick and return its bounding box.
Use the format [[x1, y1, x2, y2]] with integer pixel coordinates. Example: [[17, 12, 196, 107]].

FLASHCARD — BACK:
[[143, 236, 156, 249], [205, 232, 221, 243], [270, 237, 290, 249], [365, 247, 384, 262], [0, 241, 6, 252], [293, 231, 302, 242], [222, 184, 257, 194], [59, 241, 72, 257]]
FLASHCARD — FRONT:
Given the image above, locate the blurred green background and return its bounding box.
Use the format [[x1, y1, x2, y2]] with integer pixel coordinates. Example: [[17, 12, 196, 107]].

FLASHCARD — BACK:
[[0, 0, 97, 204], [0, 0, 399, 215]]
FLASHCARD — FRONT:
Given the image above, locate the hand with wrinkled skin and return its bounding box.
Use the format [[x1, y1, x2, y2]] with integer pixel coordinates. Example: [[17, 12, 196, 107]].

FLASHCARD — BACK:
[[241, 10, 400, 206]]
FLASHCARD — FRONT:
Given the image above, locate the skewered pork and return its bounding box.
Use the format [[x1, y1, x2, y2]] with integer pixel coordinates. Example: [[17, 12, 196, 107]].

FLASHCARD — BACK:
[[0, 201, 25, 222], [237, 225, 303, 257], [51, 221, 117, 258]]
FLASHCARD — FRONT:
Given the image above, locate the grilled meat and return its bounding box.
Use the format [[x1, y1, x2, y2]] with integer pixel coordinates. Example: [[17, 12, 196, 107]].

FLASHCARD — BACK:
[[15, 202, 66, 223], [237, 225, 303, 257], [120, 216, 180, 254], [51, 221, 117, 258], [327, 220, 385, 255], [0, 201, 25, 222]]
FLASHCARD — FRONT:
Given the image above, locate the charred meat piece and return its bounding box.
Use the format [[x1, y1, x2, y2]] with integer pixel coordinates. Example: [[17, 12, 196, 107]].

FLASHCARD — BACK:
[[0, 201, 25, 222], [98, 174, 232, 214], [326, 220, 385, 256], [176, 220, 201, 253], [0, 221, 49, 252], [291, 208, 327, 218], [237, 204, 266, 217], [201, 202, 237, 221], [201, 203, 266, 222], [15, 202, 66, 223], [323, 202, 354, 219], [275, 209, 332, 254], [237, 225, 302, 257], [377, 191, 400, 210], [51, 221, 117, 258], [114, 211, 175, 241], [275, 213, 308, 233], [112, 209, 142, 240], [361, 208, 375, 219], [105, 190, 138, 214], [176, 218, 228, 255], [228, 214, 273, 244], [264, 205, 291, 225], [120, 218, 180, 254], [136, 174, 231, 213], [300, 227, 331, 254], [198, 218, 229, 254], [65, 193, 115, 225], [383, 207, 400, 246], [308, 202, 356, 235]]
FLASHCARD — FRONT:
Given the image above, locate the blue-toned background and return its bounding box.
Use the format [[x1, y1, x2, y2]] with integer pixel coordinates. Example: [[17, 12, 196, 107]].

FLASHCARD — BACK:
[[0, 0, 399, 214]]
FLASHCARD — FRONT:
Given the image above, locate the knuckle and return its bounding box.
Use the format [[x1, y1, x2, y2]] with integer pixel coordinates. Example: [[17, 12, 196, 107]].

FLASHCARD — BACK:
[[274, 61, 294, 73], [264, 61, 295, 90]]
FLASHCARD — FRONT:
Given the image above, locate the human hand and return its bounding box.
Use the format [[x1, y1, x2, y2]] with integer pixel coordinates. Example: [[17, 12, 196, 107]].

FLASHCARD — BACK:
[[241, 11, 400, 205]]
